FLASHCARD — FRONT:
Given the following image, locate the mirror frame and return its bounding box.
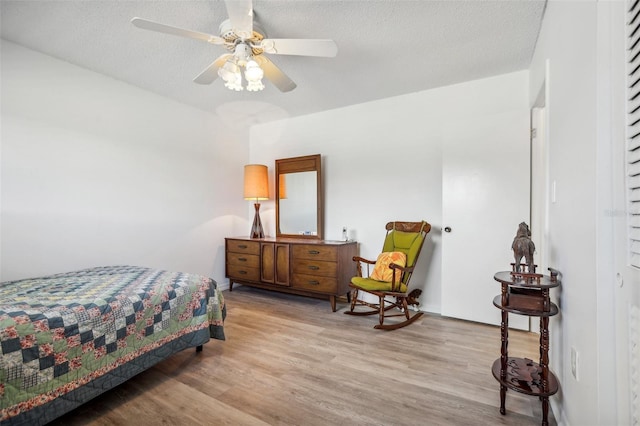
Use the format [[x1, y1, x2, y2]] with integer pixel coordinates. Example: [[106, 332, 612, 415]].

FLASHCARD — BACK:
[[275, 154, 323, 239]]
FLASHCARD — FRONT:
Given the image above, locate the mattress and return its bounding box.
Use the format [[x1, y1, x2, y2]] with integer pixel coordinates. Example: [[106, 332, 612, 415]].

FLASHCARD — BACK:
[[0, 265, 225, 425]]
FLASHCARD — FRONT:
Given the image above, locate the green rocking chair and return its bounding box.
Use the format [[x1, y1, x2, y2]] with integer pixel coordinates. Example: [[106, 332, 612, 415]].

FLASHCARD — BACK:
[[345, 221, 431, 330]]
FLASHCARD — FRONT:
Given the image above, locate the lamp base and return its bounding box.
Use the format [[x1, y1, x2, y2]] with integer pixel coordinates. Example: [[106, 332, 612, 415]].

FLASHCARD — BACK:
[[250, 203, 265, 239]]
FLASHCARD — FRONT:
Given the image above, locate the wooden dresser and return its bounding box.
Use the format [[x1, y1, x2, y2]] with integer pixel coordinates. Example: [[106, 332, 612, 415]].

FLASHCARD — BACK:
[[225, 237, 357, 311]]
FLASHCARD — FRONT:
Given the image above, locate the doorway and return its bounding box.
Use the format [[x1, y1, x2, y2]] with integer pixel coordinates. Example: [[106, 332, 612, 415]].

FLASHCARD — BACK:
[[530, 86, 548, 334]]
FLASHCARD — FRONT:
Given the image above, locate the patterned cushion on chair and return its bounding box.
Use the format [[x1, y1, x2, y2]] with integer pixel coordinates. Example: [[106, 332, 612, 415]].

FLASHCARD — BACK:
[[369, 251, 407, 284]]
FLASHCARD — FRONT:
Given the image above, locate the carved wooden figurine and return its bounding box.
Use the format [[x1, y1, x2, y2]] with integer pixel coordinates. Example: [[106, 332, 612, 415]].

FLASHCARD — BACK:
[[512, 222, 535, 273]]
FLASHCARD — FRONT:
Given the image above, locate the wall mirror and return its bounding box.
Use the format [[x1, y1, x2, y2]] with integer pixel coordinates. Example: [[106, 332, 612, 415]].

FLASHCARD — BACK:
[[275, 154, 323, 239]]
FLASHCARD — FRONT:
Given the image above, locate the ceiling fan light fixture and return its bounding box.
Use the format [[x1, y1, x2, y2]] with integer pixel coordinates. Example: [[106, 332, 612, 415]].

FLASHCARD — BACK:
[[244, 60, 264, 81], [224, 72, 243, 91], [246, 80, 265, 92], [131, 1, 337, 94], [218, 59, 240, 82], [234, 43, 251, 66]]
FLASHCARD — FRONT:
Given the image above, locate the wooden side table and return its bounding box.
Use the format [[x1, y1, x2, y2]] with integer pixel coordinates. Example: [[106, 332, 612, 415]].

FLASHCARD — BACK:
[[491, 268, 560, 426]]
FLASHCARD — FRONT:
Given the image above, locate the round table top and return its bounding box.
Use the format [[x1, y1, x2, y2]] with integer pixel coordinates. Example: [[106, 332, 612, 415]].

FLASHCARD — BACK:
[[493, 271, 560, 289]]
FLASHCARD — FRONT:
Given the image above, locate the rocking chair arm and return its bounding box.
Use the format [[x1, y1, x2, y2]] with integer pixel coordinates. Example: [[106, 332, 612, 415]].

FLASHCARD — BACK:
[[389, 263, 415, 292], [352, 256, 376, 279], [352, 256, 376, 265], [389, 263, 415, 273]]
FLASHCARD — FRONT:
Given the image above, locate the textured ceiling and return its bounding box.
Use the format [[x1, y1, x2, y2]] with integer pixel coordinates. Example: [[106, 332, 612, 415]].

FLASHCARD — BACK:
[[1, 0, 546, 123]]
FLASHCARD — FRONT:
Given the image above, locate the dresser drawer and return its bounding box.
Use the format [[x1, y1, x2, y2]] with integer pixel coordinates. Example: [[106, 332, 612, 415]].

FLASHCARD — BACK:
[[292, 259, 337, 277], [227, 264, 260, 282], [227, 240, 260, 255], [292, 245, 338, 261], [292, 273, 338, 293], [227, 253, 260, 268]]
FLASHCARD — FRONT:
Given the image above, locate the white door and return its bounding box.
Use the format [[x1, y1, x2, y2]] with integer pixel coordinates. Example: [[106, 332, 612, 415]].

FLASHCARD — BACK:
[[441, 110, 530, 329]]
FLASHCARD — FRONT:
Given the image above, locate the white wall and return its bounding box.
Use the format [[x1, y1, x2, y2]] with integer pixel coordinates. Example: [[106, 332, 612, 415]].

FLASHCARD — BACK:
[[529, 1, 618, 424], [249, 70, 529, 314], [1, 40, 249, 285], [3, 9, 616, 422]]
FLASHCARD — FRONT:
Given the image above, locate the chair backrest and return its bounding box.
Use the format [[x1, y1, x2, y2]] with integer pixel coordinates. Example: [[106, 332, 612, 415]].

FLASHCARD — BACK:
[[381, 221, 431, 284]]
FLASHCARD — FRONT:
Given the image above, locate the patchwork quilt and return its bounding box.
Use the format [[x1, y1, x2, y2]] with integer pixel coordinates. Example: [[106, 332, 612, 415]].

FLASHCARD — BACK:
[[0, 265, 225, 425]]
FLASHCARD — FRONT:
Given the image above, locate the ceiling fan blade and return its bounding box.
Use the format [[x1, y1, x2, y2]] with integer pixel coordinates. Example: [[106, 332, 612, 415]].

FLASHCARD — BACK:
[[193, 54, 232, 84], [255, 56, 296, 92], [224, 0, 254, 39], [131, 17, 226, 45], [260, 39, 338, 57]]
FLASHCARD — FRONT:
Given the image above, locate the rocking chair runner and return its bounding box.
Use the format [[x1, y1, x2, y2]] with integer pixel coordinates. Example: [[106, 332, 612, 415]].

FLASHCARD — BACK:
[[345, 221, 431, 330]]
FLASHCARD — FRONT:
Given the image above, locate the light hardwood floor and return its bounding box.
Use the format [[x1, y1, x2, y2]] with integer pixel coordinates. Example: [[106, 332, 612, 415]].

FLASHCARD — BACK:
[[51, 286, 556, 425]]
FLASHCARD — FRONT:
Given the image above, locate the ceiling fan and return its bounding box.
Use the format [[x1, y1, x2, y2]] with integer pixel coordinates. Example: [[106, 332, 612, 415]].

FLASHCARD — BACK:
[[131, 0, 338, 92]]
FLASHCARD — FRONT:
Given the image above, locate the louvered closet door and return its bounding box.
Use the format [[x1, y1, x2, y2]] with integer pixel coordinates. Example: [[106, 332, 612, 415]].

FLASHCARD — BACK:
[[630, 2, 640, 264], [614, 1, 640, 423]]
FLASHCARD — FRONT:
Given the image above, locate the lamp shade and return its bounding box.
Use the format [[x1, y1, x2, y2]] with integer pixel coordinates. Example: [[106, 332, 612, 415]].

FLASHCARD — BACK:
[[244, 164, 269, 200], [278, 174, 287, 199]]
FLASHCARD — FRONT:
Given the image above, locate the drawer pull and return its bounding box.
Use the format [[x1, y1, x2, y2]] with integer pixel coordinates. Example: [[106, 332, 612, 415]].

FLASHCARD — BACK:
[[238, 257, 247, 262], [238, 244, 248, 249], [307, 280, 320, 285], [308, 265, 320, 270], [308, 250, 320, 255], [239, 270, 247, 275]]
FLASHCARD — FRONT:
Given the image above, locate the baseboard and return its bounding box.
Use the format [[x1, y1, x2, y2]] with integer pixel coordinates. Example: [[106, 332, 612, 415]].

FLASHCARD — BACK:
[[550, 397, 567, 425], [417, 303, 441, 314]]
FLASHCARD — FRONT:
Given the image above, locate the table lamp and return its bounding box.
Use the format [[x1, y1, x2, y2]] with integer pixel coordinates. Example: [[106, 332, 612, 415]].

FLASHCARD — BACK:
[[244, 164, 269, 238]]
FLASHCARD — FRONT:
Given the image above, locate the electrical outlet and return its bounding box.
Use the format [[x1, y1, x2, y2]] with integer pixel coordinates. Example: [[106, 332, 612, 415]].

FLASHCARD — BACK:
[[571, 347, 579, 380]]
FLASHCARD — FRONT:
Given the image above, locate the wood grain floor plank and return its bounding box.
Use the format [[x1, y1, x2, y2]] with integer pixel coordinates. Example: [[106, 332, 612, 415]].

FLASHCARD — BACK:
[[50, 286, 555, 425]]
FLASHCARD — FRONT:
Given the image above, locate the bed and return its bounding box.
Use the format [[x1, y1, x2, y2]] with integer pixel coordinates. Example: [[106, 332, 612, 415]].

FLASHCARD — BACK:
[[0, 265, 225, 425]]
